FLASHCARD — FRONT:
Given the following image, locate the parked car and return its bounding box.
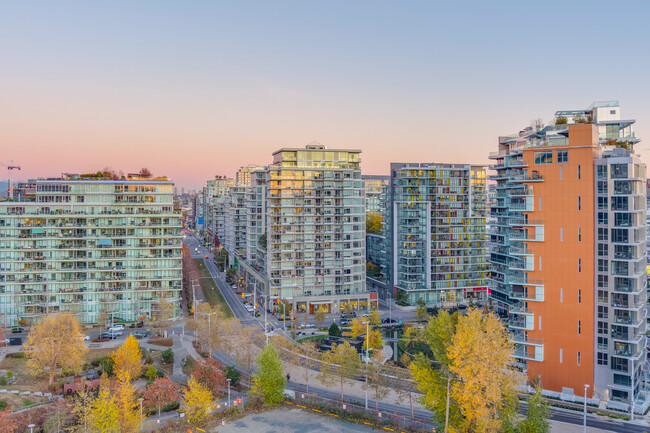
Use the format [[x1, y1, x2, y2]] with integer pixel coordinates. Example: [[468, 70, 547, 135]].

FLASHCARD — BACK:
[[100, 331, 120, 339], [299, 323, 315, 329], [132, 331, 148, 339], [9, 337, 23, 346], [108, 325, 124, 333], [382, 318, 398, 324], [205, 255, 209, 259], [339, 319, 350, 326]]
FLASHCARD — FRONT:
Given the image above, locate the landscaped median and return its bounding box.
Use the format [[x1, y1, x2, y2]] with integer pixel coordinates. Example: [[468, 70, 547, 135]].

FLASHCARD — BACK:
[[193, 258, 233, 318]]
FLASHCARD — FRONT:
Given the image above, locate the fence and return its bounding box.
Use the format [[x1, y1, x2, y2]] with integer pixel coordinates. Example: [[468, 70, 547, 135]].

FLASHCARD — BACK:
[[288, 387, 433, 432]]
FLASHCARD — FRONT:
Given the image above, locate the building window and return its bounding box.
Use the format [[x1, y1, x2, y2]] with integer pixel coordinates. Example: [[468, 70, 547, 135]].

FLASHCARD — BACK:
[[578, 196, 581, 210], [578, 258, 581, 273], [598, 259, 608, 272], [557, 150, 568, 163], [597, 321, 608, 334], [560, 287, 563, 303], [597, 181, 607, 194], [611, 164, 628, 179], [560, 348, 563, 363], [597, 352, 608, 365], [597, 212, 608, 225], [578, 227, 581, 242], [560, 227, 563, 241], [534, 151, 553, 164], [578, 289, 581, 304], [538, 256, 542, 270], [598, 336, 608, 350], [578, 320, 581, 335], [538, 197, 542, 211], [577, 165, 581, 180], [577, 351, 581, 365], [597, 290, 608, 303], [538, 316, 542, 330], [611, 229, 628, 243], [597, 165, 607, 179], [597, 275, 608, 288], [598, 228, 608, 241], [598, 306, 608, 319], [598, 197, 608, 209], [560, 166, 563, 180]]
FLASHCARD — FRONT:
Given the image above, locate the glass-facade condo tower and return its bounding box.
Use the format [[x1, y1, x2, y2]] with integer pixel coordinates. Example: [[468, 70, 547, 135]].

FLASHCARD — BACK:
[[267, 144, 368, 314], [0, 175, 182, 326], [387, 163, 488, 306]]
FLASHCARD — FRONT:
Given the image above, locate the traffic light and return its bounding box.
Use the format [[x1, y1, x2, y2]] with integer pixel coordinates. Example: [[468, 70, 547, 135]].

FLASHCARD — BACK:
[[241, 292, 245, 299]]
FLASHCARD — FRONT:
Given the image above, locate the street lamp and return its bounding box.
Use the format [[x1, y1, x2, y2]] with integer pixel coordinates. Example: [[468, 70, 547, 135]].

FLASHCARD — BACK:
[[388, 292, 392, 323], [138, 397, 144, 430], [364, 321, 369, 410], [227, 378, 232, 407], [583, 384, 590, 433]]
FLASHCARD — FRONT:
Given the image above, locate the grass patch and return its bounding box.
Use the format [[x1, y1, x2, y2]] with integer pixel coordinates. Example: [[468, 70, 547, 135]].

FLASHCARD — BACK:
[[296, 334, 328, 343], [193, 258, 233, 317]]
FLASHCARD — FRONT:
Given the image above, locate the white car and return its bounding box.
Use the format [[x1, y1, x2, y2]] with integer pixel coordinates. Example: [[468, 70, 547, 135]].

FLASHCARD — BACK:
[[299, 323, 315, 329], [108, 325, 124, 334]]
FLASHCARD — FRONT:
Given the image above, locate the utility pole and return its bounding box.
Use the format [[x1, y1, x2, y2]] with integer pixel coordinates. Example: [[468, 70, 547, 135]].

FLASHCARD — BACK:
[[1, 160, 21, 199], [445, 374, 451, 432], [583, 384, 590, 433], [365, 321, 369, 410]]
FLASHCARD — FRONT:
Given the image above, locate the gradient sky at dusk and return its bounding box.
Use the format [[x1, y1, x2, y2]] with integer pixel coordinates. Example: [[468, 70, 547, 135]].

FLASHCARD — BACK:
[[2, 1, 649, 189]]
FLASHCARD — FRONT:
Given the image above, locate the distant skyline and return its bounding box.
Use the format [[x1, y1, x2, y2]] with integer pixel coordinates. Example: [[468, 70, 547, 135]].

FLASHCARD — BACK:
[[2, 1, 649, 189]]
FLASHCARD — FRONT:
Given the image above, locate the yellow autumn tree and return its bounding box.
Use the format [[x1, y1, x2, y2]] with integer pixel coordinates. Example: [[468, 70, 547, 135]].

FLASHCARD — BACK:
[[183, 377, 215, 424], [350, 318, 384, 350], [111, 334, 142, 381], [87, 374, 119, 433], [447, 308, 521, 432], [114, 370, 139, 433], [410, 308, 521, 433], [24, 312, 88, 384], [366, 212, 382, 233]]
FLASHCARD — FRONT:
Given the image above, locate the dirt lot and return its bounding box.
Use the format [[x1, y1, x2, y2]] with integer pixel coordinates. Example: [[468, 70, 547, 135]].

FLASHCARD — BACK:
[[215, 408, 377, 433]]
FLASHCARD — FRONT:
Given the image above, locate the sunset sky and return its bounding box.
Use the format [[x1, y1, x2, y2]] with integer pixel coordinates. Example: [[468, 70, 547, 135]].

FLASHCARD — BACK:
[[1, 1, 649, 189]]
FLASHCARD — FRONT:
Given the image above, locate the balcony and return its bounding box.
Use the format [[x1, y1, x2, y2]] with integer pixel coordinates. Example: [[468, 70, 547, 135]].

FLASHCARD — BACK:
[[510, 286, 544, 302], [513, 345, 544, 362], [510, 314, 534, 331], [511, 331, 543, 346]]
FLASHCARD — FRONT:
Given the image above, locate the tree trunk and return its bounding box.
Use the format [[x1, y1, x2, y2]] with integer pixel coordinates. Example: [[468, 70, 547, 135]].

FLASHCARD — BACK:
[[340, 379, 344, 402], [49, 369, 55, 385]]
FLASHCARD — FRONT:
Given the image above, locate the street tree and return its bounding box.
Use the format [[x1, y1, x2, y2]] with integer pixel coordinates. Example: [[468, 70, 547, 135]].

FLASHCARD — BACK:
[[69, 379, 95, 433], [235, 326, 262, 379], [142, 376, 180, 420], [111, 335, 142, 381], [518, 386, 550, 433], [395, 354, 417, 419], [368, 309, 381, 326], [213, 318, 242, 365], [314, 310, 326, 329], [249, 343, 286, 406], [350, 318, 384, 350], [410, 308, 521, 433], [297, 341, 320, 397], [183, 377, 214, 424], [414, 297, 428, 322], [114, 370, 139, 433], [87, 374, 119, 433], [319, 341, 362, 402], [151, 295, 175, 337], [24, 312, 87, 384], [363, 350, 391, 410], [190, 357, 226, 398]]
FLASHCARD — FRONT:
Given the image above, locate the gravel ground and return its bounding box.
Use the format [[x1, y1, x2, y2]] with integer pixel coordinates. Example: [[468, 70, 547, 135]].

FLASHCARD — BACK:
[[215, 408, 377, 433]]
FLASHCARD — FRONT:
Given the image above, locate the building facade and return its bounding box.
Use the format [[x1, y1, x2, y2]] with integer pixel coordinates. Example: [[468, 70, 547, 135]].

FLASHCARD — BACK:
[[0, 175, 182, 326], [266, 144, 370, 313], [387, 163, 488, 306], [488, 101, 648, 411]]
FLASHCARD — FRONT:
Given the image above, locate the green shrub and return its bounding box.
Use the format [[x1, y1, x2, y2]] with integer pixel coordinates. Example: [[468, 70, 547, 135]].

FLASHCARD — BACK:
[[0, 401, 8, 411], [6, 371, 13, 379], [161, 348, 174, 364], [144, 365, 157, 381], [8, 352, 25, 359], [23, 399, 35, 407], [93, 356, 115, 376], [0, 376, 6, 386], [226, 366, 239, 386]]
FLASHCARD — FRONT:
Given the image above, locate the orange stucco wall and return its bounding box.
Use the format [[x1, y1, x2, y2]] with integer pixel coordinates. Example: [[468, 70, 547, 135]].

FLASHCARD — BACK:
[[522, 124, 599, 397]]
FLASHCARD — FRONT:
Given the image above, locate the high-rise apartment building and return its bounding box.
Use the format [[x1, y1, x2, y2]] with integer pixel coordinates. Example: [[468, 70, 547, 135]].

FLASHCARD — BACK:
[[489, 101, 648, 411], [203, 178, 235, 247], [266, 144, 370, 314], [386, 163, 488, 306], [363, 175, 390, 214], [224, 185, 248, 266], [0, 174, 182, 326], [236, 165, 266, 187]]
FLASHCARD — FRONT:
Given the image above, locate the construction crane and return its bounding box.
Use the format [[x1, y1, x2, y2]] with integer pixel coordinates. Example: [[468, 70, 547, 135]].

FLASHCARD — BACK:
[[0, 160, 21, 199]]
